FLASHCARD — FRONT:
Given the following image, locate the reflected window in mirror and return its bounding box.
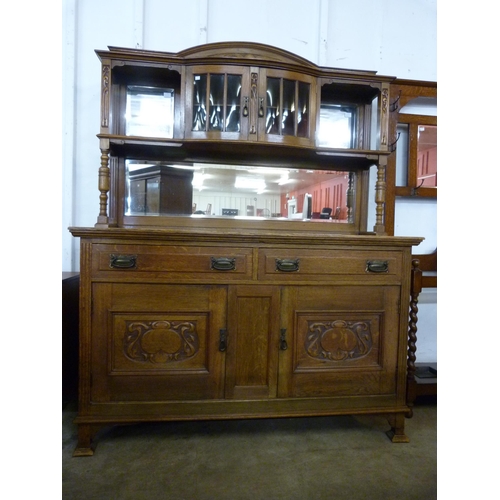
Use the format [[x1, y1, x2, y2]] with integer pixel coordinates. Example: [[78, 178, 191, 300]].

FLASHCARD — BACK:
[[417, 125, 437, 187], [318, 104, 356, 148], [318, 81, 380, 150], [125, 86, 174, 138]]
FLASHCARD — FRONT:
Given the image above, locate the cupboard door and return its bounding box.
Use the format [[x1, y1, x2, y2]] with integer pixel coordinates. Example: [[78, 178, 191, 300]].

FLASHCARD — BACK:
[[258, 68, 316, 147], [225, 285, 281, 399], [279, 285, 401, 399], [185, 65, 251, 141], [90, 283, 226, 402]]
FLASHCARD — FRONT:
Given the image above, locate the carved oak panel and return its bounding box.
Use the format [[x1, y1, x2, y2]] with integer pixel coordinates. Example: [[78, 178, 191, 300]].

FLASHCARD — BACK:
[[90, 283, 226, 402], [294, 312, 381, 372], [304, 319, 373, 361], [112, 314, 209, 373], [124, 320, 200, 364]]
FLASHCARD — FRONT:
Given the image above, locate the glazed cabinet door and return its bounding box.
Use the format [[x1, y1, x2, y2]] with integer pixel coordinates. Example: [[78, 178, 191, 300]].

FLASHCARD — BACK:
[[258, 67, 316, 147], [185, 65, 251, 141], [90, 283, 227, 402], [185, 65, 315, 146], [278, 285, 402, 399]]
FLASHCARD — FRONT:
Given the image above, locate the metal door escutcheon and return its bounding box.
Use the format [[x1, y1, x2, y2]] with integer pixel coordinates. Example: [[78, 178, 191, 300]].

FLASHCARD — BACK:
[[280, 328, 288, 350], [219, 329, 227, 352]]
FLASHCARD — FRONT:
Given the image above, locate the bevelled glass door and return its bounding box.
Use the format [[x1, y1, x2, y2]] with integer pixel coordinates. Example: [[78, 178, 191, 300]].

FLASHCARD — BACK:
[[186, 66, 314, 145], [259, 70, 313, 145], [188, 68, 245, 139]]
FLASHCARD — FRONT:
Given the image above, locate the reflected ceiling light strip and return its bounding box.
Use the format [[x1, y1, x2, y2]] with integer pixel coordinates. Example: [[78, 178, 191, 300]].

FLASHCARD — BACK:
[[247, 167, 288, 175], [234, 176, 266, 192]]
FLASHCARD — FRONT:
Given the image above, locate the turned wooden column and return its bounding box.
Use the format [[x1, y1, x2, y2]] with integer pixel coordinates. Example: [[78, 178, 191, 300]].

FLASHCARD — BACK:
[[374, 157, 387, 235], [95, 144, 110, 227], [406, 258, 422, 417], [95, 60, 111, 228]]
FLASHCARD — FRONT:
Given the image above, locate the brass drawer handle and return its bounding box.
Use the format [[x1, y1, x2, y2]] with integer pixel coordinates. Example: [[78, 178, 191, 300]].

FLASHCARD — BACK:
[[211, 257, 236, 271], [110, 254, 137, 269], [366, 260, 389, 273], [276, 258, 300, 272]]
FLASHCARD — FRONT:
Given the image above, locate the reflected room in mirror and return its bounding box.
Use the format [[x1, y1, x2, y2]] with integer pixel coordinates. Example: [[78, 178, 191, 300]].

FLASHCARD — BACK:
[[125, 86, 175, 138], [417, 125, 437, 187], [125, 160, 353, 223]]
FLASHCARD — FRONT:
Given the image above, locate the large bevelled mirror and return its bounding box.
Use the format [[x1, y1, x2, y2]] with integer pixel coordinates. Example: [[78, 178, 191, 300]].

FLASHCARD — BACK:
[[125, 160, 354, 223]]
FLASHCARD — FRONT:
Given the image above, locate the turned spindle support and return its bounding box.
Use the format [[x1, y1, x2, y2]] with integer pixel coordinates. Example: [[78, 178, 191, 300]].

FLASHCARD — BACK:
[[373, 158, 387, 235], [95, 145, 110, 228], [406, 258, 422, 417]]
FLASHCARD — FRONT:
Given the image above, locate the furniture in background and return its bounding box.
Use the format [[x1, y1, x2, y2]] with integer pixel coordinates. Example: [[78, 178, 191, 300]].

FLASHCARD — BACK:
[[127, 165, 193, 215], [62, 272, 79, 407], [319, 207, 332, 219], [385, 80, 437, 402], [413, 249, 437, 397]]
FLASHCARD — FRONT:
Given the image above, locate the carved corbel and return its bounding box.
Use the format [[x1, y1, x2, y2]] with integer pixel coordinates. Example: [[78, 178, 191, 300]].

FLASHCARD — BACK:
[[101, 63, 110, 129]]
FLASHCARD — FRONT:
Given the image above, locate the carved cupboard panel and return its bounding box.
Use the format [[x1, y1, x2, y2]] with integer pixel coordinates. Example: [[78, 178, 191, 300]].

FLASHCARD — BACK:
[[279, 285, 401, 399], [90, 283, 227, 402]]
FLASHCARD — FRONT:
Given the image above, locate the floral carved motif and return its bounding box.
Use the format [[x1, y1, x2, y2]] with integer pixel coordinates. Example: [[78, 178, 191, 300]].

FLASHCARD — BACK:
[[305, 320, 372, 361], [101, 65, 110, 128], [124, 320, 199, 364], [381, 87, 389, 145]]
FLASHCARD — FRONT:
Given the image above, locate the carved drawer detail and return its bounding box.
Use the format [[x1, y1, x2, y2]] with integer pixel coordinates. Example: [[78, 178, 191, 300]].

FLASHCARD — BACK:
[[305, 320, 373, 361], [124, 320, 199, 364]]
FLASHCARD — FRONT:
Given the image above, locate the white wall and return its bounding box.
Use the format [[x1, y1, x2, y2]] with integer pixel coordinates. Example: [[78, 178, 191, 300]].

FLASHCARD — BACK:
[[62, 0, 437, 361]]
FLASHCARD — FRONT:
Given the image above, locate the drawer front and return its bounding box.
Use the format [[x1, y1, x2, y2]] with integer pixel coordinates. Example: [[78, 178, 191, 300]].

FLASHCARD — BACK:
[[258, 248, 403, 282], [93, 244, 253, 281]]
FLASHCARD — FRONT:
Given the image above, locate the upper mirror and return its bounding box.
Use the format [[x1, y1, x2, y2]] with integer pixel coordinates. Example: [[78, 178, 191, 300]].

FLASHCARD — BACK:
[[125, 85, 175, 138], [318, 81, 380, 150], [125, 161, 353, 223]]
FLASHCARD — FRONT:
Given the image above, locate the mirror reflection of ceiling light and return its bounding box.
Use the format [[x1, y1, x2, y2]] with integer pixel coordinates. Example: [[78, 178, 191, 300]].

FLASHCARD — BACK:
[[317, 108, 353, 148], [192, 171, 211, 191], [277, 172, 290, 185], [234, 176, 266, 193], [246, 167, 287, 175], [172, 164, 198, 170]]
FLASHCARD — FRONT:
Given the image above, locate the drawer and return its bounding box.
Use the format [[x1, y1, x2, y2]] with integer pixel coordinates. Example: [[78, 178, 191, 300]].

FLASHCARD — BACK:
[[92, 244, 253, 281], [258, 248, 403, 282]]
